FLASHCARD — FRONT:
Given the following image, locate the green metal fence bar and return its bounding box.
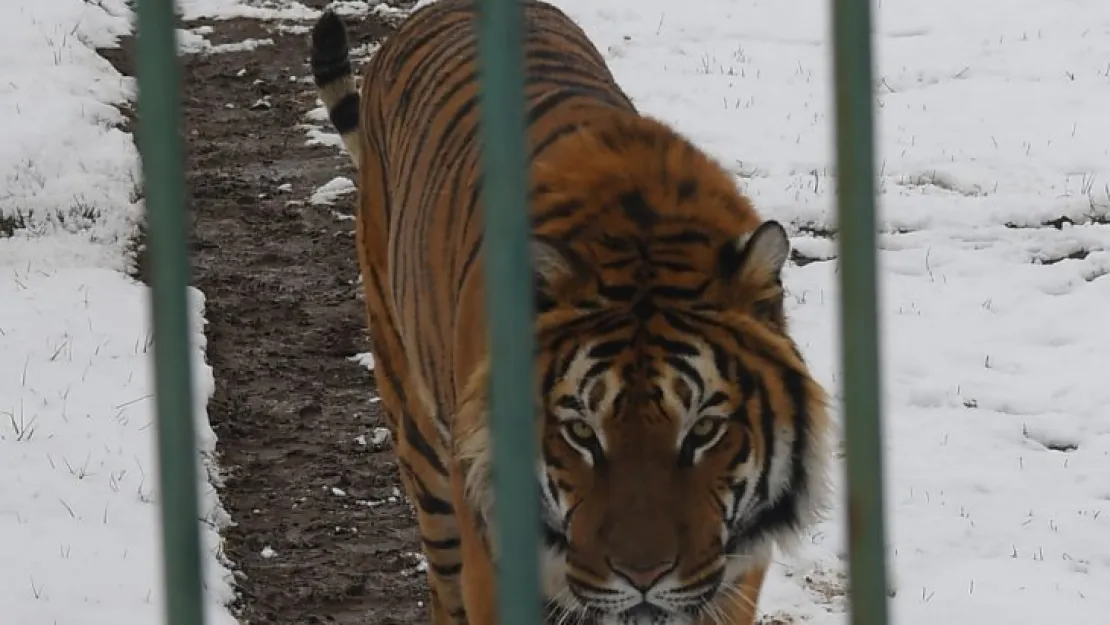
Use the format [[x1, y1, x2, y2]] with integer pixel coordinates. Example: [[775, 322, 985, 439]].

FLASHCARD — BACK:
[[135, 0, 207, 624], [830, 1, 891, 624], [475, 1, 543, 625]]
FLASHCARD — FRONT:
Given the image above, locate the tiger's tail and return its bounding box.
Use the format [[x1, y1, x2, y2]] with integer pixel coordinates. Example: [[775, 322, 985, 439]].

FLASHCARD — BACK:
[[310, 10, 361, 166]]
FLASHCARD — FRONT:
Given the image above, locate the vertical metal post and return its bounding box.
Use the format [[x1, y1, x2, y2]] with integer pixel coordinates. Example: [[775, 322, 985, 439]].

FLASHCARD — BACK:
[[135, 0, 207, 624], [475, 1, 542, 625], [830, 1, 891, 624], [472, 1, 541, 625]]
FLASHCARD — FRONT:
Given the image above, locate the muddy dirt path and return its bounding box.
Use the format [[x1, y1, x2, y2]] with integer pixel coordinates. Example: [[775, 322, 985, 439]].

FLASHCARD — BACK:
[[180, 8, 429, 625], [106, 3, 426, 623]]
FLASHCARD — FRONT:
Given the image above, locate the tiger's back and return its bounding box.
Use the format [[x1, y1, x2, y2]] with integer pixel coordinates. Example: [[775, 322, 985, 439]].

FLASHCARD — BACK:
[[310, 2, 831, 624], [355, 0, 637, 415]]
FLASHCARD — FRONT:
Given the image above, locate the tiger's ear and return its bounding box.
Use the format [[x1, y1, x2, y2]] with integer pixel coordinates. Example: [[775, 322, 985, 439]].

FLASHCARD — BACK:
[[532, 238, 573, 286], [532, 238, 591, 307], [719, 220, 790, 287]]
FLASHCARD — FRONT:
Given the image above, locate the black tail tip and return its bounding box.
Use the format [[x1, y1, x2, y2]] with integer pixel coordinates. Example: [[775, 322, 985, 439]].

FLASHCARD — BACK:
[[311, 9, 348, 54]]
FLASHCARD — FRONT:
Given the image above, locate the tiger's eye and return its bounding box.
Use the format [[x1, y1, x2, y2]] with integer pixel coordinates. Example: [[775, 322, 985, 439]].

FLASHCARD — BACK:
[[679, 417, 730, 466], [691, 417, 719, 437], [567, 419, 595, 441]]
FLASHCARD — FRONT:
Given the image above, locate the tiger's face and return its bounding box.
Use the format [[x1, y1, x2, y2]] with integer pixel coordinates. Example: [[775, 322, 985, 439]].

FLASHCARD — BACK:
[[454, 120, 830, 625], [529, 222, 830, 625]]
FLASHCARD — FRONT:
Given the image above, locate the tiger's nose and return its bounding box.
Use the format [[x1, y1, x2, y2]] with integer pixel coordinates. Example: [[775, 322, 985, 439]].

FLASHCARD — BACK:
[[608, 558, 676, 591]]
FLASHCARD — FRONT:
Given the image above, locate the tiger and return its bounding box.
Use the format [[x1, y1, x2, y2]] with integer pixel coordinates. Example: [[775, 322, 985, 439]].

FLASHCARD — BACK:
[[308, 0, 832, 624]]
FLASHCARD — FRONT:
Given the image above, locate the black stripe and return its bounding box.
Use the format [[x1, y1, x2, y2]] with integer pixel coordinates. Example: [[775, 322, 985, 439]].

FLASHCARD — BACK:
[[589, 312, 633, 335], [402, 407, 448, 476], [526, 76, 631, 109], [662, 356, 699, 390], [457, 236, 482, 302], [530, 122, 582, 161], [728, 477, 749, 518], [449, 607, 469, 625], [596, 283, 637, 302], [659, 309, 700, 336], [400, 459, 454, 515], [457, 176, 483, 289], [785, 369, 810, 493], [430, 561, 463, 577], [650, 282, 710, 301], [648, 335, 700, 358], [754, 380, 776, 502], [312, 59, 351, 87], [542, 520, 568, 552], [703, 390, 729, 411], [651, 260, 697, 274], [600, 258, 636, 271], [422, 535, 462, 550], [526, 87, 590, 127], [533, 199, 583, 229], [538, 309, 619, 345], [565, 574, 621, 595], [329, 92, 360, 135], [656, 230, 712, 246], [586, 340, 625, 361]]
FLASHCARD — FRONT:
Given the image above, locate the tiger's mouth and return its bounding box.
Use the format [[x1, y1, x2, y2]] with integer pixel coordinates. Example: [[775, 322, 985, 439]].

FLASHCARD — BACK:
[[555, 572, 723, 625], [559, 602, 700, 625], [615, 603, 679, 625]]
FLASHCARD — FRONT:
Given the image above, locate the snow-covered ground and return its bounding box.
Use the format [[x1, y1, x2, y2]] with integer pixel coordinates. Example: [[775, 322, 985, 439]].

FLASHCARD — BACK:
[[3, 0, 1108, 622], [0, 1, 237, 624]]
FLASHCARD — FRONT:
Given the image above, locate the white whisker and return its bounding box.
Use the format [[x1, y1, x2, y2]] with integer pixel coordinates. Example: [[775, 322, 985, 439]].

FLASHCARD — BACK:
[[718, 584, 759, 621], [705, 598, 727, 625]]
